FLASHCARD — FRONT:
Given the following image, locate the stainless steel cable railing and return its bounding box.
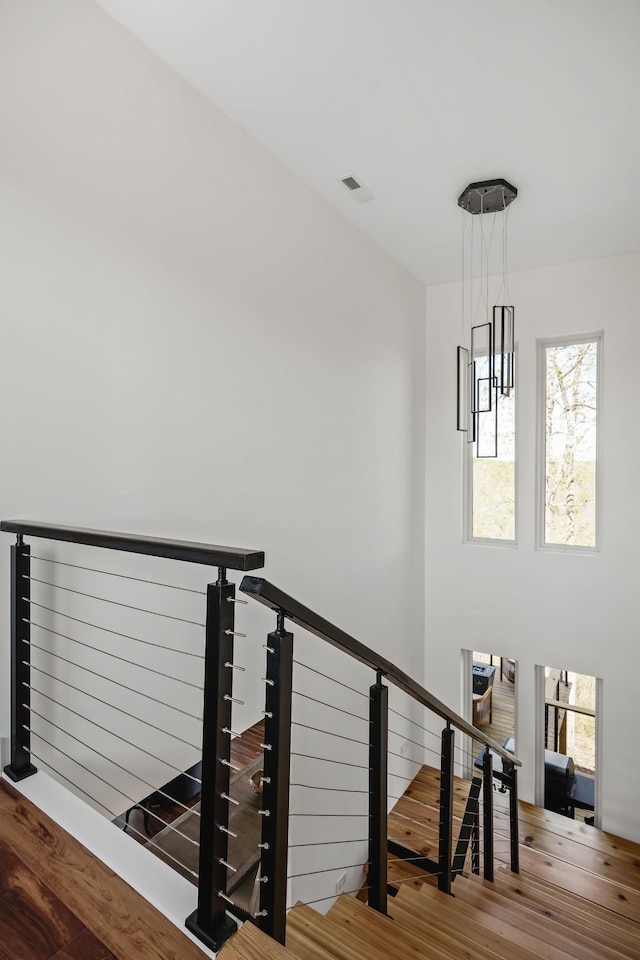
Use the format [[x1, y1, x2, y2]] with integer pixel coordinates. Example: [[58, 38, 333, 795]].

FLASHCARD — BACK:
[[2, 521, 519, 956]]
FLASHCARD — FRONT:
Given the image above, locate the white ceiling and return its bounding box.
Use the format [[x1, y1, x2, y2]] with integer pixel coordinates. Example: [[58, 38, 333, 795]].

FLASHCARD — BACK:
[[94, 0, 640, 285]]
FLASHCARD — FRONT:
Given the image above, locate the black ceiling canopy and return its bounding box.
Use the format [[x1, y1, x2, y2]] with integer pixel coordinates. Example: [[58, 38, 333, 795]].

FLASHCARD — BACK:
[[457, 178, 518, 215]]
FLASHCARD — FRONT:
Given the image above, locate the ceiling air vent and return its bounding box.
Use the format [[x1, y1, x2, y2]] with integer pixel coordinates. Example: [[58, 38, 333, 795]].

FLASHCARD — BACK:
[[339, 174, 375, 204]]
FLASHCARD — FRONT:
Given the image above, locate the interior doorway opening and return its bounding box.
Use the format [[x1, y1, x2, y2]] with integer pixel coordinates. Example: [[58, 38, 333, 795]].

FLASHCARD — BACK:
[[542, 665, 599, 826], [471, 650, 516, 759]]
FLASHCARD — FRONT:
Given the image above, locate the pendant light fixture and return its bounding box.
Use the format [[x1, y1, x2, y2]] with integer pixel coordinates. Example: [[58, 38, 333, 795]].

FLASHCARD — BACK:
[[456, 178, 517, 458]]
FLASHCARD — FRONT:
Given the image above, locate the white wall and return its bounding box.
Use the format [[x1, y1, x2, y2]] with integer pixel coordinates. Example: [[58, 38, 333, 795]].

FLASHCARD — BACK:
[[425, 252, 640, 841], [0, 0, 425, 766]]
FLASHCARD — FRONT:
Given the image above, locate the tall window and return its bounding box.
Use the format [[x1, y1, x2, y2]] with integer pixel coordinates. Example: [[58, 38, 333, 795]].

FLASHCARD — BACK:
[[468, 374, 516, 542], [539, 335, 601, 549]]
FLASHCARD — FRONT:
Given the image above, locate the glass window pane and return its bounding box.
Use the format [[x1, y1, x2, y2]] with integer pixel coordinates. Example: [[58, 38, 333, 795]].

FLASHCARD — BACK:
[[544, 340, 598, 547], [471, 385, 515, 540]]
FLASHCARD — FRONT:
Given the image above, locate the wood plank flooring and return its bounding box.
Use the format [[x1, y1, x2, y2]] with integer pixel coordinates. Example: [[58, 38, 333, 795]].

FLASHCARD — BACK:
[[4, 743, 640, 960], [283, 762, 640, 960], [0, 779, 209, 960]]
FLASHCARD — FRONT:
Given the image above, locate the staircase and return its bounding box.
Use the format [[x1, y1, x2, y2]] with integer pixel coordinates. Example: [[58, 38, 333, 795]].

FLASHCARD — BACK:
[[219, 765, 640, 960]]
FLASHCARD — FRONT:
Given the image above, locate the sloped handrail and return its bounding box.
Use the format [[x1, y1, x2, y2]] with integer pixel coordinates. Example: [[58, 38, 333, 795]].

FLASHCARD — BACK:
[[240, 575, 521, 766]]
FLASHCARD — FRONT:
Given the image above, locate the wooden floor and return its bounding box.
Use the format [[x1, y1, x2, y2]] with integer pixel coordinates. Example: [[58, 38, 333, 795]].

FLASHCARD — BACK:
[[3, 739, 640, 960], [0, 778, 210, 960], [273, 763, 640, 960], [472, 656, 515, 756]]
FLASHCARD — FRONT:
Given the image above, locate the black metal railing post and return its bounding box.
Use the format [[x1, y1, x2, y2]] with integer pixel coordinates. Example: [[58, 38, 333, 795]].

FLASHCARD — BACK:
[[505, 759, 520, 874], [368, 670, 388, 914], [257, 611, 293, 944], [482, 748, 494, 881], [4, 536, 37, 782], [437, 723, 454, 894], [186, 569, 238, 952]]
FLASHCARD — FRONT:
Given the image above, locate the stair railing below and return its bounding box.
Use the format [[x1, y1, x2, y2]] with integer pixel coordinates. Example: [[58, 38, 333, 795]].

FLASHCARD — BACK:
[[1, 521, 521, 956], [238, 575, 522, 944]]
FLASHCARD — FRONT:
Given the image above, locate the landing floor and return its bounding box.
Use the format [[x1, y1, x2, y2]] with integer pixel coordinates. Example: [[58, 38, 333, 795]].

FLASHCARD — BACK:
[[0, 778, 209, 960]]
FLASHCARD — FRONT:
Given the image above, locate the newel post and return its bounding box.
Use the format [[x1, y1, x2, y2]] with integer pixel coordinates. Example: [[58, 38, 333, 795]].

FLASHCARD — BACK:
[[505, 759, 520, 874], [437, 723, 454, 894], [368, 670, 388, 914], [186, 569, 238, 952], [482, 748, 494, 881], [257, 611, 293, 944], [4, 536, 37, 782]]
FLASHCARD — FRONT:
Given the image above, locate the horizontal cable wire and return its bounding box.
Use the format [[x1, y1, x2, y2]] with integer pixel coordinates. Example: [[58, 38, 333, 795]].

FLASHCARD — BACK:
[[28, 600, 204, 658], [121, 823, 200, 879], [388, 728, 440, 757], [291, 752, 370, 771], [386, 809, 440, 831], [27, 750, 198, 879], [391, 870, 442, 884], [28, 616, 203, 690], [26, 577, 205, 626], [290, 886, 369, 909], [387, 792, 443, 810], [30, 555, 206, 595], [387, 852, 440, 865], [26, 726, 200, 849], [293, 660, 368, 699], [288, 861, 369, 879], [292, 690, 369, 724], [290, 783, 370, 795], [27, 746, 120, 818], [289, 812, 368, 818], [23, 641, 202, 721], [387, 749, 424, 766], [26, 683, 202, 786], [288, 838, 368, 848], [291, 720, 368, 748], [387, 835, 440, 841], [27, 663, 201, 751], [388, 707, 441, 740], [28, 706, 200, 819]]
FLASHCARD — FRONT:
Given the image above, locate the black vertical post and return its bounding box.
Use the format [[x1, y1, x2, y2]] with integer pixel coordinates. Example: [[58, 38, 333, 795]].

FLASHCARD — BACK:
[[186, 570, 238, 952], [505, 760, 520, 874], [368, 670, 388, 915], [4, 537, 37, 782], [482, 749, 494, 881], [437, 723, 454, 894], [258, 612, 293, 945]]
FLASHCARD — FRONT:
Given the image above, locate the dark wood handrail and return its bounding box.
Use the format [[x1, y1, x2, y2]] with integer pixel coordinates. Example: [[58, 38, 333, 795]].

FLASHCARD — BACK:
[[240, 576, 521, 766], [0, 520, 265, 571]]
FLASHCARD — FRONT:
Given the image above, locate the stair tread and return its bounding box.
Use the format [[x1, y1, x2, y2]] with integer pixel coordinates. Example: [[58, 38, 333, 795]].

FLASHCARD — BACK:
[[326, 895, 455, 960], [492, 816, 640, 888], [499, 797, 640, 863], [220, 921, 301, 960], [485, 869, 640, 954], [386, 893, 518, 960], [505, 845, 640, 923], [456, 874, 634, 960], [392, 884, 574, 960], [451, 872, 636, 960], [492, 865, 640, 930]]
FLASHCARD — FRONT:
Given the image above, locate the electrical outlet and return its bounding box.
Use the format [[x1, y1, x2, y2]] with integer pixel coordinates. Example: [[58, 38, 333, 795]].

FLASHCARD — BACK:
[[335, 871, 347, 894], [400, 741, 410, 757]]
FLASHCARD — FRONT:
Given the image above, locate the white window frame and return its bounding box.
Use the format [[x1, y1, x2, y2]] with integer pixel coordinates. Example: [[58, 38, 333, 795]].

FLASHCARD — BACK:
[[464, 352, 518, 547], [536, 332, 603, 553]]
